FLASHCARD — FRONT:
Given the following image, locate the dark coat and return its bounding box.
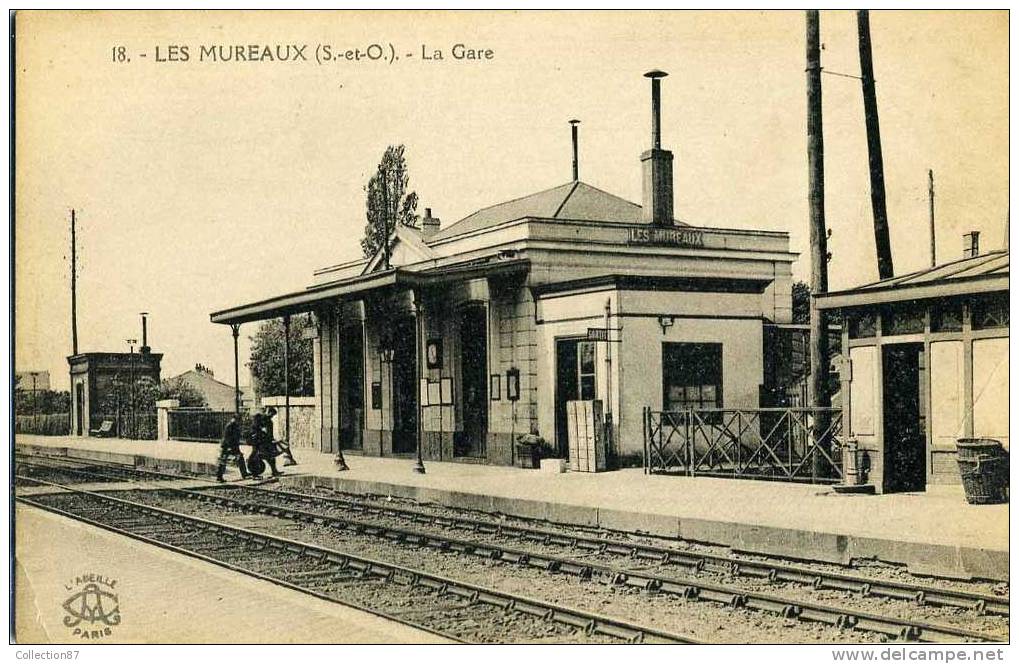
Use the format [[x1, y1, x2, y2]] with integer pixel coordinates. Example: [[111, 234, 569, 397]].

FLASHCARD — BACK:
[[221, 419, 241, 451]]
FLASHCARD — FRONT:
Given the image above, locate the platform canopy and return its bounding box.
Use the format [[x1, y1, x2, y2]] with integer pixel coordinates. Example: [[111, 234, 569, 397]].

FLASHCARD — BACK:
[[209, 258, 529, 326], [815, 250, 1008, 310]]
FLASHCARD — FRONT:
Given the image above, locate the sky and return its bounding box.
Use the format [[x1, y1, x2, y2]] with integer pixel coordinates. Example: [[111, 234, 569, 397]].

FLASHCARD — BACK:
[[14, 10, 1009, 391]]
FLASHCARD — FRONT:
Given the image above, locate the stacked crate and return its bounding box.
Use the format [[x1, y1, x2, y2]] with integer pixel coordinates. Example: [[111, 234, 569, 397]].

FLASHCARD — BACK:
[[566, 400, 607, 472]]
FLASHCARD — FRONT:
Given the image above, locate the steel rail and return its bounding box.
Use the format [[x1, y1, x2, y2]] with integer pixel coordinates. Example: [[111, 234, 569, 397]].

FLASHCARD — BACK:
[[16, 453, 1010, 622], [202, 480, 1009, 617], [167, 484, 1004, 643], [15, 477, 702, 645], [15, 455, 200, 482]]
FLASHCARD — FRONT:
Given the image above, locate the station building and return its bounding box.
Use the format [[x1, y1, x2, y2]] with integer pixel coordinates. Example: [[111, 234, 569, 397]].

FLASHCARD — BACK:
[[211, 72, 798, 467], [816, 242, 1008, 493]]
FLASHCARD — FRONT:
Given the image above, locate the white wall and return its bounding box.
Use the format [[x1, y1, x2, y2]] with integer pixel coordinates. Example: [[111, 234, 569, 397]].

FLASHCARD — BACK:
[[535, 287, 764, 458], [929, 340, 964, 446], [973, 337, 1009, 448]]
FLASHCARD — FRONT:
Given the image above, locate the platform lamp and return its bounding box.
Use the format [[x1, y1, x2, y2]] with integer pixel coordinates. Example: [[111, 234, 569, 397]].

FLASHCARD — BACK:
[[379, 336, 396, 458], [126, 338, 137, 439], [26, 371, 42, 431]]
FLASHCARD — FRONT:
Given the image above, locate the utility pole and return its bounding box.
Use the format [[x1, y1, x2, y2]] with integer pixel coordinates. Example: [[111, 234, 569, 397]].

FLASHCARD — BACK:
[[928, 170, 937, 267], [806, 10, 832, 478], [858, 9, 895, 279], [70, 209, 79, 355]]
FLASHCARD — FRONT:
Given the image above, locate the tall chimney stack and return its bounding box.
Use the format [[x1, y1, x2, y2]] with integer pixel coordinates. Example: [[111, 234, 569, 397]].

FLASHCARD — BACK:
[[140, 312, 150, 354], [641, 70, 674, 226], [421, 207, 441, 238], [569, 119, 580, 182]]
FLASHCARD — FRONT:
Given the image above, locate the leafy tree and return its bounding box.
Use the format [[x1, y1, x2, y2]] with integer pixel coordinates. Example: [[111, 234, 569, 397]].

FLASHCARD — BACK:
[[360, 144, 420, 263], [157, 377, 208, 407], [248, 315, 315, 399], [792, 281, 811, 324], [14, 389, 70, 415], [791, 280, 841, 326]]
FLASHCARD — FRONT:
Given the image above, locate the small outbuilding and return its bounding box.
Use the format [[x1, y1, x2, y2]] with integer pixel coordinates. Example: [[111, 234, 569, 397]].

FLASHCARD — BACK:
[[67, 351, 163, 436], [815, 247, 1008, 493]]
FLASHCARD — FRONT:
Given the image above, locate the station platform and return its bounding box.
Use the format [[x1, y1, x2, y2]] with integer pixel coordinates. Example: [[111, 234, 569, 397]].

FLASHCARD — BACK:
[[15, 434, 1009, 582], [14, 503, 449, 643]]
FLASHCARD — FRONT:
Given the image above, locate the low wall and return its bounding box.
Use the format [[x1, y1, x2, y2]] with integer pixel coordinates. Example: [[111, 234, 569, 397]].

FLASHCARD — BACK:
[[15, 414, 70, 436], [262, 396, 318, 450]]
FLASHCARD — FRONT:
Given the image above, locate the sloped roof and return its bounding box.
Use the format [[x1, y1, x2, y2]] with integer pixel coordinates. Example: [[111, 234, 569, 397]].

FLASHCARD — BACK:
[[857, 250, 1008, 290], [816, 250, 1008, 309], [429, 181, 683, 242]]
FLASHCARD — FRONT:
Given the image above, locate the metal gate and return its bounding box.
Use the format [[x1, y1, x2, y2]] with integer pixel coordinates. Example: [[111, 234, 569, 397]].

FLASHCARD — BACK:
[[643, 407, 844, 483]]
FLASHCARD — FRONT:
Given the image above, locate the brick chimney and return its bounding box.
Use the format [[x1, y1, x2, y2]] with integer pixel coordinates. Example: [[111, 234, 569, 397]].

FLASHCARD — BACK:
[[421, 207, 441, 238], [641, 70, 674, 226], [963, 231, 980, 258]]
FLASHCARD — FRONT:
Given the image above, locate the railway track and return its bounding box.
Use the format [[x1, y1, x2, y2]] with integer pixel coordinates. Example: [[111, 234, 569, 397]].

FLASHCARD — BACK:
[[15, 453, 1008, 643], [17, 478, 701, 644]]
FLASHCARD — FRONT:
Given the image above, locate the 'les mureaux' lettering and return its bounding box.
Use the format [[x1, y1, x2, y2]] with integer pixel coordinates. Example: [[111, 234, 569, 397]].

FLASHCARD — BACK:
[[153, 44, 310, 62]]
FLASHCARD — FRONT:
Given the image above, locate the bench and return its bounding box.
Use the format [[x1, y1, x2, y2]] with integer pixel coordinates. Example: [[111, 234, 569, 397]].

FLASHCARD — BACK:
[[89, 420, 115, 437]]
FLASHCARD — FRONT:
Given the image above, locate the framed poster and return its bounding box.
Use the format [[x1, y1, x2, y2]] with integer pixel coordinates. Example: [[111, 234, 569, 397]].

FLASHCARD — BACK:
[[426, 338, 443, 369], [428, 381, 441, 406], [420, 378, 430, 406], [440, 378, 453, 405], [490, 374, 501, 400], [506, 368, 520, 401], [370, 382, 382, 409]]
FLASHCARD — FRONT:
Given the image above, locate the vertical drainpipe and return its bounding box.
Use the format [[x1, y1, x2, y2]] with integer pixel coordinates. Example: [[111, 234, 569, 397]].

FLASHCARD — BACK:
[[283, 314, 291, 446], [231, 324, 241, 417], [413, 290, 427, 474], [604, 297, 614, 465]]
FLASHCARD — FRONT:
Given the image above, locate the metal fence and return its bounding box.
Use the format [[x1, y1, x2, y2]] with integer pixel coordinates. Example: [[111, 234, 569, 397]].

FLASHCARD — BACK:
[[15, 413, 70, 436], [167, 409, 250, 442], [643, 406, 844, 484]]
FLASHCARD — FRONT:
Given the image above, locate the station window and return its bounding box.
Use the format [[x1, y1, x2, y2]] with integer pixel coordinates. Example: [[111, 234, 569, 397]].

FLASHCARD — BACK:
[[848, 310, 878, 339], [662, 343, 723, 412], [881, 304, 925, 336], [930, 300, 963, 333], [578, 341, 596, 400], [971, 294, 1009, 330]]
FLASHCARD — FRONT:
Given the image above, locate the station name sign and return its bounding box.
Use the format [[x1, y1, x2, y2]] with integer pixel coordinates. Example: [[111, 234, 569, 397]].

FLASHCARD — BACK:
[[626, 227, 705, 248]]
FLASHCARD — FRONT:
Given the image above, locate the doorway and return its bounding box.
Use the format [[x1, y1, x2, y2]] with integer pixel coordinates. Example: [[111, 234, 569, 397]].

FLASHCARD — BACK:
[[75, 383, 85, 436], [391, 317, 418, 454], [455, 305, 488, 457], [338, 323, 365, 451], [882, 343, 926, 492], [554, 338, 597, 458]]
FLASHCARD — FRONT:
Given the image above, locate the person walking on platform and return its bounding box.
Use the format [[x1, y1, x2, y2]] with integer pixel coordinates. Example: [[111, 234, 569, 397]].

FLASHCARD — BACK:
[[215, 416, 249, 482], [264, 406, 297, 467], [247, 409, 282, 479]]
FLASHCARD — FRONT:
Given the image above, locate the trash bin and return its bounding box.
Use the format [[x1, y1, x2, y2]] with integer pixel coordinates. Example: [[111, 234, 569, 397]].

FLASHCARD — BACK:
[[515, 434, 543, 469], [956, 438, 1009, 505]]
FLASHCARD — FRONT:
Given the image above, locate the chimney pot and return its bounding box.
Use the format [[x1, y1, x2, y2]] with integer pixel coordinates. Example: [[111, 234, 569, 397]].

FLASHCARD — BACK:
[[140, 312, 150, 354], [569, 119, 580, 182], [963, 231, 980, 258], [641, 70, 674, 226], [422, 208, 441, 239]]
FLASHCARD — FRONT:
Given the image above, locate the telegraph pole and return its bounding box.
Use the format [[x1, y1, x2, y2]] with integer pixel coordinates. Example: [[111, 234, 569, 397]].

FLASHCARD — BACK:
[[858, 10, 895, 279], [928, 170, 937, 267], [71, 209, 79, 355], [806, 10, 832, 477]]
